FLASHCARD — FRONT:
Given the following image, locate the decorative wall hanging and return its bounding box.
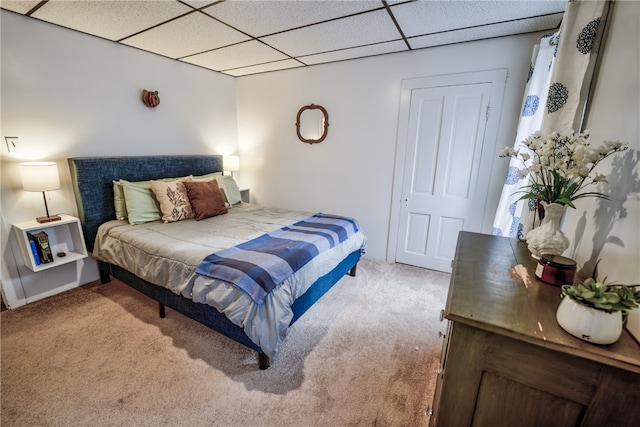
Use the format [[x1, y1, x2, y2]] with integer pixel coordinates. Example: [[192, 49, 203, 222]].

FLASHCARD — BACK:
[[296, 104, 328, 144], [142, 89, 160, 108]]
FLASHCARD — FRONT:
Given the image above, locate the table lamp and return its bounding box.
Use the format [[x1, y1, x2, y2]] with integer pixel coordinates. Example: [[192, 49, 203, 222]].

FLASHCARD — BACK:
[[19, 161, 62, 223], [223, 155, 240, 177]]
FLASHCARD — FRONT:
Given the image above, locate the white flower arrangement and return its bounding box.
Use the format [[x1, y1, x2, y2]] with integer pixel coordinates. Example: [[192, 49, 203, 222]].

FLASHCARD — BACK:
[[500, 130, 628, 208]]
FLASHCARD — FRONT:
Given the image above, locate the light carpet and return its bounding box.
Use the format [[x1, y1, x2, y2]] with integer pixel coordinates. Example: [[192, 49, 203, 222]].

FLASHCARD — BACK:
[[1, 257, 450, 426]]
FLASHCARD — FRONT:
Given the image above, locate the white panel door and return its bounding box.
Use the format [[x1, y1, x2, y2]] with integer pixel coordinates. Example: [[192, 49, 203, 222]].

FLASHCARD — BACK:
[[395, 83, 492, 272]]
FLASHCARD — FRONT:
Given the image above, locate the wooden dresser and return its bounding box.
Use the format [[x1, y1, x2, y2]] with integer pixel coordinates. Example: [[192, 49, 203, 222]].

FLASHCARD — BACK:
[[430, 232, 640, 427]]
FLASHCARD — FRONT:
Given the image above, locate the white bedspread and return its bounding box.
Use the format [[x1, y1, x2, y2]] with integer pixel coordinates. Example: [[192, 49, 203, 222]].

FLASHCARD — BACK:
[[92, 204, 367, 359]]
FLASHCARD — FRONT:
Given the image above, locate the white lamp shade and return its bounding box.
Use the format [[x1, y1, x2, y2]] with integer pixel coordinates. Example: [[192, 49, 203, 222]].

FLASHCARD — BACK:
[[19, 162, 61, 192], [223, 155, 240, 172]]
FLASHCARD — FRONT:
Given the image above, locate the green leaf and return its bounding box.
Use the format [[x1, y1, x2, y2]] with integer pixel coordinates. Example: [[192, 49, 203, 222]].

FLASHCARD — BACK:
[[594, 303, 613, 310], [606, 294, 620, 304]]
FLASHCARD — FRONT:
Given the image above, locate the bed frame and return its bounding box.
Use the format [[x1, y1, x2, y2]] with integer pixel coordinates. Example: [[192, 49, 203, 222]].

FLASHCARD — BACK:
[[68, 155, 360, 369]]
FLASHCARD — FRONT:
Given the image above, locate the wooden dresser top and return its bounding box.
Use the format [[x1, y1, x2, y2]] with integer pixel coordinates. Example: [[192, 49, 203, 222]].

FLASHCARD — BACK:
[[446, 231, 640, 374]]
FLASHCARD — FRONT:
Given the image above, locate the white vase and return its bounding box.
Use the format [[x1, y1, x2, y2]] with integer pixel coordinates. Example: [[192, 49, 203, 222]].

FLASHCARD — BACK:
[[556, 297, 623, 345], [525, 202, 569, 258]]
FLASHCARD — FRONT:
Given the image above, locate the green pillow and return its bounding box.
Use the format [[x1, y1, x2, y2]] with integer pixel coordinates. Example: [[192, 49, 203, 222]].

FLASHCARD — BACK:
[[221, 175, 242, 205], [121, 180, 162, 225], [113, 180, 128, 220]]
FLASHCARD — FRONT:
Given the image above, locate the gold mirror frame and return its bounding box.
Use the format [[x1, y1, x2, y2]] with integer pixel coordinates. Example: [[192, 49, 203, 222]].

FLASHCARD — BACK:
[[296, 104, 329, 144]]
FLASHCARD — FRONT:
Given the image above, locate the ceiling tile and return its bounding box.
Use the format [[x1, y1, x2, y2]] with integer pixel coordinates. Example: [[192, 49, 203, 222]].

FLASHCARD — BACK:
[[2, 0, 567, 77], [0, 0, 41, 14], [408, 15, 563, 50], [122, 11, 250, 59], [202, 0, 383, 37], [31, 0, 192, 41], [181, 40, 290, 71], [300, 40, 408, 65], [390, 0, 565, 38], [180, 0, 221, 9], [261, 9, 401, 58], [224, 59, 305, 77]]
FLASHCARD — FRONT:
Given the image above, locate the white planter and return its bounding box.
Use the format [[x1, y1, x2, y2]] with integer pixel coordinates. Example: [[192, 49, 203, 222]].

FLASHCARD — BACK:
[[556, 296, 623, 344]]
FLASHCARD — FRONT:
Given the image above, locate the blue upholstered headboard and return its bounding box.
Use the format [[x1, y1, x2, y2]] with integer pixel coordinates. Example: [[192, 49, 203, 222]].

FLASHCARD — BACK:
[[68, 155, 223, 252]]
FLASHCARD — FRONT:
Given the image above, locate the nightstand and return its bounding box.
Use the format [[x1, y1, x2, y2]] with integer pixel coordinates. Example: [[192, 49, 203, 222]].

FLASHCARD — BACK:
[[240, 188, 250, 203], [13, 214, 88, 272]]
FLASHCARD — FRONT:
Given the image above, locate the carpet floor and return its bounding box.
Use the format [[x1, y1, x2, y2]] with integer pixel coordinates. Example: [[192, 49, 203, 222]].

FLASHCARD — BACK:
[[1, 257, 450, 426]]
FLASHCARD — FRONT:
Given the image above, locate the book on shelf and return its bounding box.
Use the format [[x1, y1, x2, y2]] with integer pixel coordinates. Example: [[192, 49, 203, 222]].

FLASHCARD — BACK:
[[28, 238, 41, 266], [27, 231, 53, 264]]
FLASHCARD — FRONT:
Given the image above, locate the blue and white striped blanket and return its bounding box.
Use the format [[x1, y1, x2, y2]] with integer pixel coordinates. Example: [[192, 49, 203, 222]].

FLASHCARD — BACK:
[[195, 213, 361, 304]]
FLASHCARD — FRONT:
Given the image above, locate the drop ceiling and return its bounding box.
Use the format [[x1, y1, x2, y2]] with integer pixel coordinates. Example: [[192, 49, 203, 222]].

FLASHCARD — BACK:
[[1, 0, 566, 77]]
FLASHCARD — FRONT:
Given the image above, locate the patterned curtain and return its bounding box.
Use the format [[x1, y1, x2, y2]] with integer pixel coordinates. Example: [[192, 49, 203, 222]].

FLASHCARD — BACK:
[[492, 33, 559, 238], [542, 0, 610, 134], [492, 0, 610, 238]]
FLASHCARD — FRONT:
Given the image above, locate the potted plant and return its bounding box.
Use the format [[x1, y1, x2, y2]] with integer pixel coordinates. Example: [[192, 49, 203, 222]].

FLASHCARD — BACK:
[[556, 274, 640, 345], [500, 131, 628, 258]]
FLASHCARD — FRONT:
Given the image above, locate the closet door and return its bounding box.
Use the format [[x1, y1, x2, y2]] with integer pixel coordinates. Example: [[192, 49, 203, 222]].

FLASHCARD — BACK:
[[390, 70, 506, 272]]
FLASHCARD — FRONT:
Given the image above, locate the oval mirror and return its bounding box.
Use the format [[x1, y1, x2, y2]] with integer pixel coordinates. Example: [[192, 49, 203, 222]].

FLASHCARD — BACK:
[[296, 104, 329, 144]]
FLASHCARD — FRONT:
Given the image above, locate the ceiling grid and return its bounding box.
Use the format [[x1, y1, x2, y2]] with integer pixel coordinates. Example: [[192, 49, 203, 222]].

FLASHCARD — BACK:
[[0, 0, 565, 77]]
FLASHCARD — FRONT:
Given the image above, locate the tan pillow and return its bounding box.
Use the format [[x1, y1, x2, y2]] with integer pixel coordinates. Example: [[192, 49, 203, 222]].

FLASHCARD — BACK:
[[182, 180, 228, 220], [149, 178, 194, 223]]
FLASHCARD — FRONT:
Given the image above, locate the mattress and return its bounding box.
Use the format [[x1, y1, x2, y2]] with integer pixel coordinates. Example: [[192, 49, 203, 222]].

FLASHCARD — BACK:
[[92, 203, 367, 359]]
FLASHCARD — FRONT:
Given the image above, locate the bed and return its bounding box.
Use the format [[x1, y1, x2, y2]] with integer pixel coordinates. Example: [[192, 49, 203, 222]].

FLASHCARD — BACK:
[[68, 155, 366, 369]]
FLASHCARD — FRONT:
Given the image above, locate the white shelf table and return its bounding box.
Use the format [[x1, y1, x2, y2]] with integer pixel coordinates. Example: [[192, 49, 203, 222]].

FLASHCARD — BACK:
[[13, 214, 88, 272]]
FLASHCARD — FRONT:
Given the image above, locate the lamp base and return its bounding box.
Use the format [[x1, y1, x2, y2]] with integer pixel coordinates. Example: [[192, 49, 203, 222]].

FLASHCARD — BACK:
[[36, 215, 62, 224]]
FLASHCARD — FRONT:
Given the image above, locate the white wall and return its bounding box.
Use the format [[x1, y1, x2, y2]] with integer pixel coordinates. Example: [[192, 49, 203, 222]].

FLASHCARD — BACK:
[[563, 0, 640, 285], [1, 10, 238, 307], [236, 32, 546, 260], [562, 0, 640, 336]]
